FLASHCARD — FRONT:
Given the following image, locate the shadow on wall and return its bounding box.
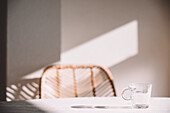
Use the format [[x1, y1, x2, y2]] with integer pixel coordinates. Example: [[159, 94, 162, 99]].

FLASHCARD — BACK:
[[6, 78, 40, 101]]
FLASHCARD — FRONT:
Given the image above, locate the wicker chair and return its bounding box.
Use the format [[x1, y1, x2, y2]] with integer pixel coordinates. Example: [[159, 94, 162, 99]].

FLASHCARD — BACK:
[[40, 65, 116, 99]]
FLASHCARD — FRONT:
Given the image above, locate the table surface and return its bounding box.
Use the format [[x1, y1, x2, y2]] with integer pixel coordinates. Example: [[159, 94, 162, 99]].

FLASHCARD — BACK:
[[0, 97, 170, 113]]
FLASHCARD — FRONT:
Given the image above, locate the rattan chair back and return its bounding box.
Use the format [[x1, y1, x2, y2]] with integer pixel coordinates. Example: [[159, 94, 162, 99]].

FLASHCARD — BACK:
[[40, 65, 116, 99]]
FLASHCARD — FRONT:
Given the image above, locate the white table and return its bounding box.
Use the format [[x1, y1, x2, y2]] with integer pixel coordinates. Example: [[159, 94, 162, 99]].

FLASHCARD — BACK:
[[0, 97, 170, 113]]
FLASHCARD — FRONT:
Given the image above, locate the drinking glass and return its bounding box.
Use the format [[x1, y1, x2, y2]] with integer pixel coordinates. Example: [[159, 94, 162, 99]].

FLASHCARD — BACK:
[[121, 83, 152, 109]]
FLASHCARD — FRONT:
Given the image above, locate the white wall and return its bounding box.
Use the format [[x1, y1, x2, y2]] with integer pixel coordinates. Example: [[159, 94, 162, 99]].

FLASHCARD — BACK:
[[6, 0, 60, 101], [7, 0, 60, 85], [61, 0, 170, 97]]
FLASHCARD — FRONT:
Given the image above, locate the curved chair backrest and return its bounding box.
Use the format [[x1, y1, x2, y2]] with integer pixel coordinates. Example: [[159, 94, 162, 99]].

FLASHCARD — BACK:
[[40, 65, 116, 99]]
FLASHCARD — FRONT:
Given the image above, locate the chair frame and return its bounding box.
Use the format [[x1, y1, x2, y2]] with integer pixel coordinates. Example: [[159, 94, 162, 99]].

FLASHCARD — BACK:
[[39, 65, 117, 99]]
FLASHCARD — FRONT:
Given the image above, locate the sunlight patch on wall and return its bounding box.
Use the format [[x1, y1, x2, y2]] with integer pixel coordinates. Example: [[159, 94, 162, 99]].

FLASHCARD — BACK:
[[60, 20, 138, 67], [22, 20, 138, 80]]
